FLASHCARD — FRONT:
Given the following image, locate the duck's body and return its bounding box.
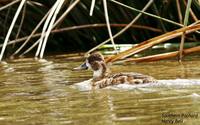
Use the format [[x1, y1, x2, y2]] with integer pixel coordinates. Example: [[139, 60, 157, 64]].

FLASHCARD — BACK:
[[92, 72, 156, 88], [73, 52, 156, 89]]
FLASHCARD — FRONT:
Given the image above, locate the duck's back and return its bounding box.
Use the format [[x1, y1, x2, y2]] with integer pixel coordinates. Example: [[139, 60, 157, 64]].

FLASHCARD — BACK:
[[94, 72, 156, 88]]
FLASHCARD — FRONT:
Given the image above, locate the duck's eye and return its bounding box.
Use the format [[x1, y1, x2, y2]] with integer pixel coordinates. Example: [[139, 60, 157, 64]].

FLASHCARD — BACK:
[[80, 62, 88, 70]]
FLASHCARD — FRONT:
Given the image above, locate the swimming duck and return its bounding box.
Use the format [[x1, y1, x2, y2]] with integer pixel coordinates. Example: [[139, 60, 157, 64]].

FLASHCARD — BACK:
[[73, 52, 156, 89]]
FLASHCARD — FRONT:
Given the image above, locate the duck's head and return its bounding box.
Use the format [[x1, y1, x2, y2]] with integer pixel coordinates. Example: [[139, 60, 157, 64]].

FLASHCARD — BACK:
[[73, 52, 105, 71], [73, 52, 109, 80]]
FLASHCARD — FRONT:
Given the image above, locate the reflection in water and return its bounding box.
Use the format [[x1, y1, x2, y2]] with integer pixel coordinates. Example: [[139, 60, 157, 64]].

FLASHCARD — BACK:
[[0, 55, 200, 125], [37, 59, 69, 85]]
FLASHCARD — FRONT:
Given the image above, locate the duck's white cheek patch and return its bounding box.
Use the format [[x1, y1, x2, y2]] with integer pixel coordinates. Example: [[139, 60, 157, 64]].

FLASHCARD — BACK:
[[93, 69, 102, 78]]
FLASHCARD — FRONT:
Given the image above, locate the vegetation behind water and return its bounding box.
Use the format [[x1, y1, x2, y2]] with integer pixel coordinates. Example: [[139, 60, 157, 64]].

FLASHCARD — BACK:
[[0, 0, 200, 60]]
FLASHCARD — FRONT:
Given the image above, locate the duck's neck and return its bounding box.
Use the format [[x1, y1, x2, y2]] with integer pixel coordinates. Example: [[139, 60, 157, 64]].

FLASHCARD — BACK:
[[92, 62, 109, 81]]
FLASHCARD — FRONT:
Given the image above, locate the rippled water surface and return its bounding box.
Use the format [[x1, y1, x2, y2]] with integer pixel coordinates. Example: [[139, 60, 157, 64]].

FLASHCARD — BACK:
[[0, 54, 200, 125]]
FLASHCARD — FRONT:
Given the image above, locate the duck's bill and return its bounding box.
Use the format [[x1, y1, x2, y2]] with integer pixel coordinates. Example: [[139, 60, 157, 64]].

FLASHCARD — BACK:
[[73, 62, 88, 71]]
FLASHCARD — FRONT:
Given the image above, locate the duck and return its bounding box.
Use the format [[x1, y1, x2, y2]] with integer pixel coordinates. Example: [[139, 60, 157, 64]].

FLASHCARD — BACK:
[[73, 52, 156, 89]]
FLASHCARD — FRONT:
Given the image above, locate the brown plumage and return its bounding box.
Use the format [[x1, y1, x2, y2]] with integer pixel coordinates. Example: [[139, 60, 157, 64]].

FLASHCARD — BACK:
[[73, 52, 156, 89]]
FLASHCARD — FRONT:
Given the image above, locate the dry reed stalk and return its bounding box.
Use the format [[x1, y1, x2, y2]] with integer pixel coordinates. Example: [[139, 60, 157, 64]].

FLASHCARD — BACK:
[[13, 1, 27, 48], [0, 0, 26, 61], [89, 0, 96, 16], [179, 0, 192, 62], [105, 24, 200, 63], [11, 7, 51, 56], [103, 0, 117, 53], [19, 0, 80, 57], [53, 0, 80, 28], [176, 0, 183, 24], [35, 0, 61, 57], [0, 23, 161, 48], [0, 0, 20, 11], [27, 1, 44, 7], [35, 0, 79, 58], [20, 39, 40, 57], [120, 46, 200, 63], [5, 23, 162, 57], [86, 0, 154, 55], [110, 0, 182, 27], [3, 6, 11, 36], [39, 0, 65, 58], [183, 0, 198, 22], [12, 0, 80, 57]]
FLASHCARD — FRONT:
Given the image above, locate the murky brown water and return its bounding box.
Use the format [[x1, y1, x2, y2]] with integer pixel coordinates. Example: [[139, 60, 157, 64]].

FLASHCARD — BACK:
[[0, 54, 200, 125]]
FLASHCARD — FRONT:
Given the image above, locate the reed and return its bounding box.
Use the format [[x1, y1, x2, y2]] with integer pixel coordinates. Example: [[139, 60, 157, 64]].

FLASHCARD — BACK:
[[0, 0, 26, 61], [106, 23, 200, 63], [0, 0, 199, 62], [86, 0, 154, 55], [117, 46, 200, 64], [179, 0, 192, 62]]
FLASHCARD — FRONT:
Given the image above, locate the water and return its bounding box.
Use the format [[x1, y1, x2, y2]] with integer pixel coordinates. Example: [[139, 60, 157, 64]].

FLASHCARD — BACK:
[[0, 54, 200, 125]]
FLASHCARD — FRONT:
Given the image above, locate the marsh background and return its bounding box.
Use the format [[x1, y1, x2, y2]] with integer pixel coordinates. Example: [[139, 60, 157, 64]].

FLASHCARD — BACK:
[[0, 0, 200, 125], [0, 0, 199, 58]]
